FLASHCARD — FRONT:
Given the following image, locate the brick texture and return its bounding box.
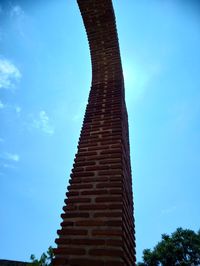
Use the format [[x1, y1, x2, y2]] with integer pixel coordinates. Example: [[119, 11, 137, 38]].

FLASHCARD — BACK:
[[53, 0, 136, 265]]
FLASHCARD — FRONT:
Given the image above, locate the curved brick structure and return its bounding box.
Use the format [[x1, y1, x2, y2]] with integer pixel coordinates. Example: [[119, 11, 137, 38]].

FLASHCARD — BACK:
[[53, 1, 136, 265]]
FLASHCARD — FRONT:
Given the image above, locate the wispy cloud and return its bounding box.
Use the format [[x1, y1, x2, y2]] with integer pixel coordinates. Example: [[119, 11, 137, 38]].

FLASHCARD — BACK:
[[4, 152, 20, 162], [0, 100, 5, 109], [161, 205, 177, 215], [15, 106, 21, 113], [10, 4, 26, 38], [0, 100, 22, 116], [0, 58, 21, 90], [15, 106, 21, 116], [2, 163, 17, 169], [31, 110, 55, 135], [0, 152, 19, 172], [10, 5, 25, 18]]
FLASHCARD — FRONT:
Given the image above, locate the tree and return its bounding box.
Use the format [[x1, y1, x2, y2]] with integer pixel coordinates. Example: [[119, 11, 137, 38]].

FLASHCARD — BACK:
[[30, 247, 54, 266], [137, 227, 200, 266]]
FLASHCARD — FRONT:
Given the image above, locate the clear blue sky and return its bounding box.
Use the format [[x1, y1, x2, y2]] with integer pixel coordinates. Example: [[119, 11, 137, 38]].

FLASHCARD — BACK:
[[0, 0, 200, 263]]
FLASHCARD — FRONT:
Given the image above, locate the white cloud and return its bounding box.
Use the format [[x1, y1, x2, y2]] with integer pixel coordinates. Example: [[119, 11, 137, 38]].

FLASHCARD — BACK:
[[0, 58, 21, 90], [10, 5, 24, 18], [2, 163, 17, 169], [15, 106, 21, 114], [32, 110, 55, 135], [0, 100, 5, 109], [4, 152, 20, 162], [10, 5, 26, 37], [161, 205, 177, 215], [0, 101, 22, 116]]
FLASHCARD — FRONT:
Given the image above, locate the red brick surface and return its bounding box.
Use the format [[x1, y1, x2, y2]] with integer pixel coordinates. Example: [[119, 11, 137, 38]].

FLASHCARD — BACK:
[[53, 0, 136, 265]]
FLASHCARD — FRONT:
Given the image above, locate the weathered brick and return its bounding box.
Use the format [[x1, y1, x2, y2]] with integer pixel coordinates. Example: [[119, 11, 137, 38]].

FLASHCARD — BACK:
[[60, 221, 74, 227], [61, 212, 89, 219], [93, 212, 122, 218], [57, 228, 88, 236], [95, 196, 122, 203], [81, 189, 108, 195], [68, 258, 104, 266], [79, 204, 107, 211], [54, 0, 136, 265], [92, 229, 122, 237], [75, 220, 105, 226], [54, 247, 86, 255], [106, 239, 123, 246], [68, 184, 93, 190], [71, 239, 105, 245], [65, 197, 91, 204], [53, 258, 66, 266], [96, 182, 122, 189], [89, 248, 123, 257], [105, 261, 123, 266]]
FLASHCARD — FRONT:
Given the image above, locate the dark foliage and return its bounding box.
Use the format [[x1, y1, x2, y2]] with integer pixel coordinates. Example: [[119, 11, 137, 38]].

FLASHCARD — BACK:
[[137, 227, 200, 266], [30, 247, 54, 266]]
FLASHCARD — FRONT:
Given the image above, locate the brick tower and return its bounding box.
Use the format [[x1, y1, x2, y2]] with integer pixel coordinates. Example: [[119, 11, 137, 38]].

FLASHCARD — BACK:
[[53, 1, 136, 265]]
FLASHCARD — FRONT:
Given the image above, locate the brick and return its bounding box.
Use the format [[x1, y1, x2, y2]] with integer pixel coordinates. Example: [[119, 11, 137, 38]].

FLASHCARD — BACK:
[[63, 205, 77, 211], [65, 197, 91, 204], [57, 228, 88, 236], [109, 176, 122, 181], [89, 248, 123, 257], [95, 196, 122, 203], [71, 239, 105, 245], [55, 238, 71, 245], [109, 189, 122, 194], [108, 203, 123, 210], [60, 221, 74, 227], [99, 169, 122, 175], [61, 212, 89, 219], [71, 171, 95, 178], [54, 247, 86, 255], [93, 212, 122, 218], [68, 258, 104, 266], [79, 204, 107, 210], [66, 191, 79, 197], [53, 258, 67, 266], [105, 261, 123, 266], [96, 182, 122, 189], [75, 220, 105, 226], [85, 165, 109, 171], [81, 189, 108, 195], [54, 0, 136, 265], [105, 220, 122, 227], [99, 158, 121, 164], [106, 239, 123, 246], [68, 184, 93, 190], [92, 229, 122, 237]]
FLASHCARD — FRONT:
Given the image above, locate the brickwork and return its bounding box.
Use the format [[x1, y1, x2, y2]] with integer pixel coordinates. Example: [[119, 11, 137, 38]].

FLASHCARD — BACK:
[[53, 0, 136, 265]]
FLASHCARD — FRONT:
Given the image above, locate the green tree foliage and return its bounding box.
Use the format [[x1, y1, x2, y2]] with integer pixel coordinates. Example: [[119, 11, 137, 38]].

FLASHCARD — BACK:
[[137, 228, 200, 266], [30, 247, 54, 266]]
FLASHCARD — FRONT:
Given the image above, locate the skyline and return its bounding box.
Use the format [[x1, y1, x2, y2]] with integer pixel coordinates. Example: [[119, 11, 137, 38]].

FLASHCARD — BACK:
[[0, 0, 200, 263]]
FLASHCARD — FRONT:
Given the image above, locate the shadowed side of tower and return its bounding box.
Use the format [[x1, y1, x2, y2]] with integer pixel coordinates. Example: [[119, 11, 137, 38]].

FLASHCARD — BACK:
[[53, 1, 136, 265]]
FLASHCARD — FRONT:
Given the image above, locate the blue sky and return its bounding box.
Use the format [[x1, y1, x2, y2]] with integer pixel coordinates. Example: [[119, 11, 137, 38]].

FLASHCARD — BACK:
[[0, 0, 200, 263]]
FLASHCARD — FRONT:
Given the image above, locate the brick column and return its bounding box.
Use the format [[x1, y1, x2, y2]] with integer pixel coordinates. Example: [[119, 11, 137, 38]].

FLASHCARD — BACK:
[[53, 1, 136, 265]]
